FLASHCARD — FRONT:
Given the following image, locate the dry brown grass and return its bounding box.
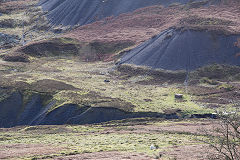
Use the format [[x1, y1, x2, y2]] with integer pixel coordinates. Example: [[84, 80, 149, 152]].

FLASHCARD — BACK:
[[66, 3, 240, 45], [55, 151, 154, 160], [182, 3, 240, 34], [0, 144, 63, 159], [65, 5, 184, 44]]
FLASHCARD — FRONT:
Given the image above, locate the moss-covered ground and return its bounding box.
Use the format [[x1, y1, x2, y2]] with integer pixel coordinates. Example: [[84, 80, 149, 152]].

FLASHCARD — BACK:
[[0, 56, 219, 116]]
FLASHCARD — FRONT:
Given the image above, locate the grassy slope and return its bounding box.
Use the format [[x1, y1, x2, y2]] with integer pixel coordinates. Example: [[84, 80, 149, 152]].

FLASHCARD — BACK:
[[0, 119, 212, 160], [2, 56, 239, 117], [0, 57, 213, 115]]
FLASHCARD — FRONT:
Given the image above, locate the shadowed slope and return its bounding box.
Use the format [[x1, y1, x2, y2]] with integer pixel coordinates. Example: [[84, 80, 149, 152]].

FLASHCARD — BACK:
[[39, 0, 206, 26]]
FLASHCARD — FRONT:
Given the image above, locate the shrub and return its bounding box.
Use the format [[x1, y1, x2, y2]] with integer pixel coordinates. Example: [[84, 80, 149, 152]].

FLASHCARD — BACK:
[[1, 52, 30, 62], [200, 77, 219, 85], [200, 111, 240, 160], [217, 84, 234, 91]]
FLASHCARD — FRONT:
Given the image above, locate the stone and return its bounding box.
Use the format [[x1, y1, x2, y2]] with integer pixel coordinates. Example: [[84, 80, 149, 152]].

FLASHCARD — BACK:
[[150, 144, 156, 150], [104, 80, 110, 83], [175, 94, 183, 99]]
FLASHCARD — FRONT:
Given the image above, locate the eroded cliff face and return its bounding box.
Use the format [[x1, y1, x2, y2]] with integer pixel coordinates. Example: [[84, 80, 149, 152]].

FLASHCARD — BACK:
[[0, 90, 217, 128], [0, 90, 53, 127], [0, 90, 166, 128]]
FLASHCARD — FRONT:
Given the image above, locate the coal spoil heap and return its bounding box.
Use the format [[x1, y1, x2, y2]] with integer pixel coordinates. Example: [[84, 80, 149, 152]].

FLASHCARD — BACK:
[[120, 29, 240, 71], [39, 0, 205, 26]]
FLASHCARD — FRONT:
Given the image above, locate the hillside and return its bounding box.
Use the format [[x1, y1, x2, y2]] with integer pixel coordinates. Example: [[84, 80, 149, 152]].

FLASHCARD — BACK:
[[0, 0, 240, 159], [66, 1, 240, 44], [39, 0, 208, 26]]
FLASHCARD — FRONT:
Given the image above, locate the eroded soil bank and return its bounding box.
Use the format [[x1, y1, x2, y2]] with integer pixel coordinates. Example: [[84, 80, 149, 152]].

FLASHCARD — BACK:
[[0, 89, 216, 128]]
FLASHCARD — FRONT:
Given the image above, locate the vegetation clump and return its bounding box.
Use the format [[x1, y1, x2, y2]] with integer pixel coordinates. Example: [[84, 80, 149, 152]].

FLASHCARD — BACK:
[[191, 64, 240, 80], [1, 52, 29, 62], [217, 83, 234, 91], [117, 64, 187, 84], [201, 111, 240, 160], [200, 77, 219, 85]]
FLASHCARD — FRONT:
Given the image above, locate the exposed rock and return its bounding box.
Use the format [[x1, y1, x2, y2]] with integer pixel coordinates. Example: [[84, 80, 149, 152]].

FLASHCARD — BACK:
[[175, 94, 183, 99], [104, 79, 110, 83], [0, 91, 160, 127]]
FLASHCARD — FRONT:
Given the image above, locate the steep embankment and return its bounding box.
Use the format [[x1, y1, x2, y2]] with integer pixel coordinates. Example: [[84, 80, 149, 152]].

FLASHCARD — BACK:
[[0, 78, 167, 128], [39, 0, 206, 26], [0, 89, 167, 128], [14, 37, 134, 61], [119, 28, 240, 70]]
